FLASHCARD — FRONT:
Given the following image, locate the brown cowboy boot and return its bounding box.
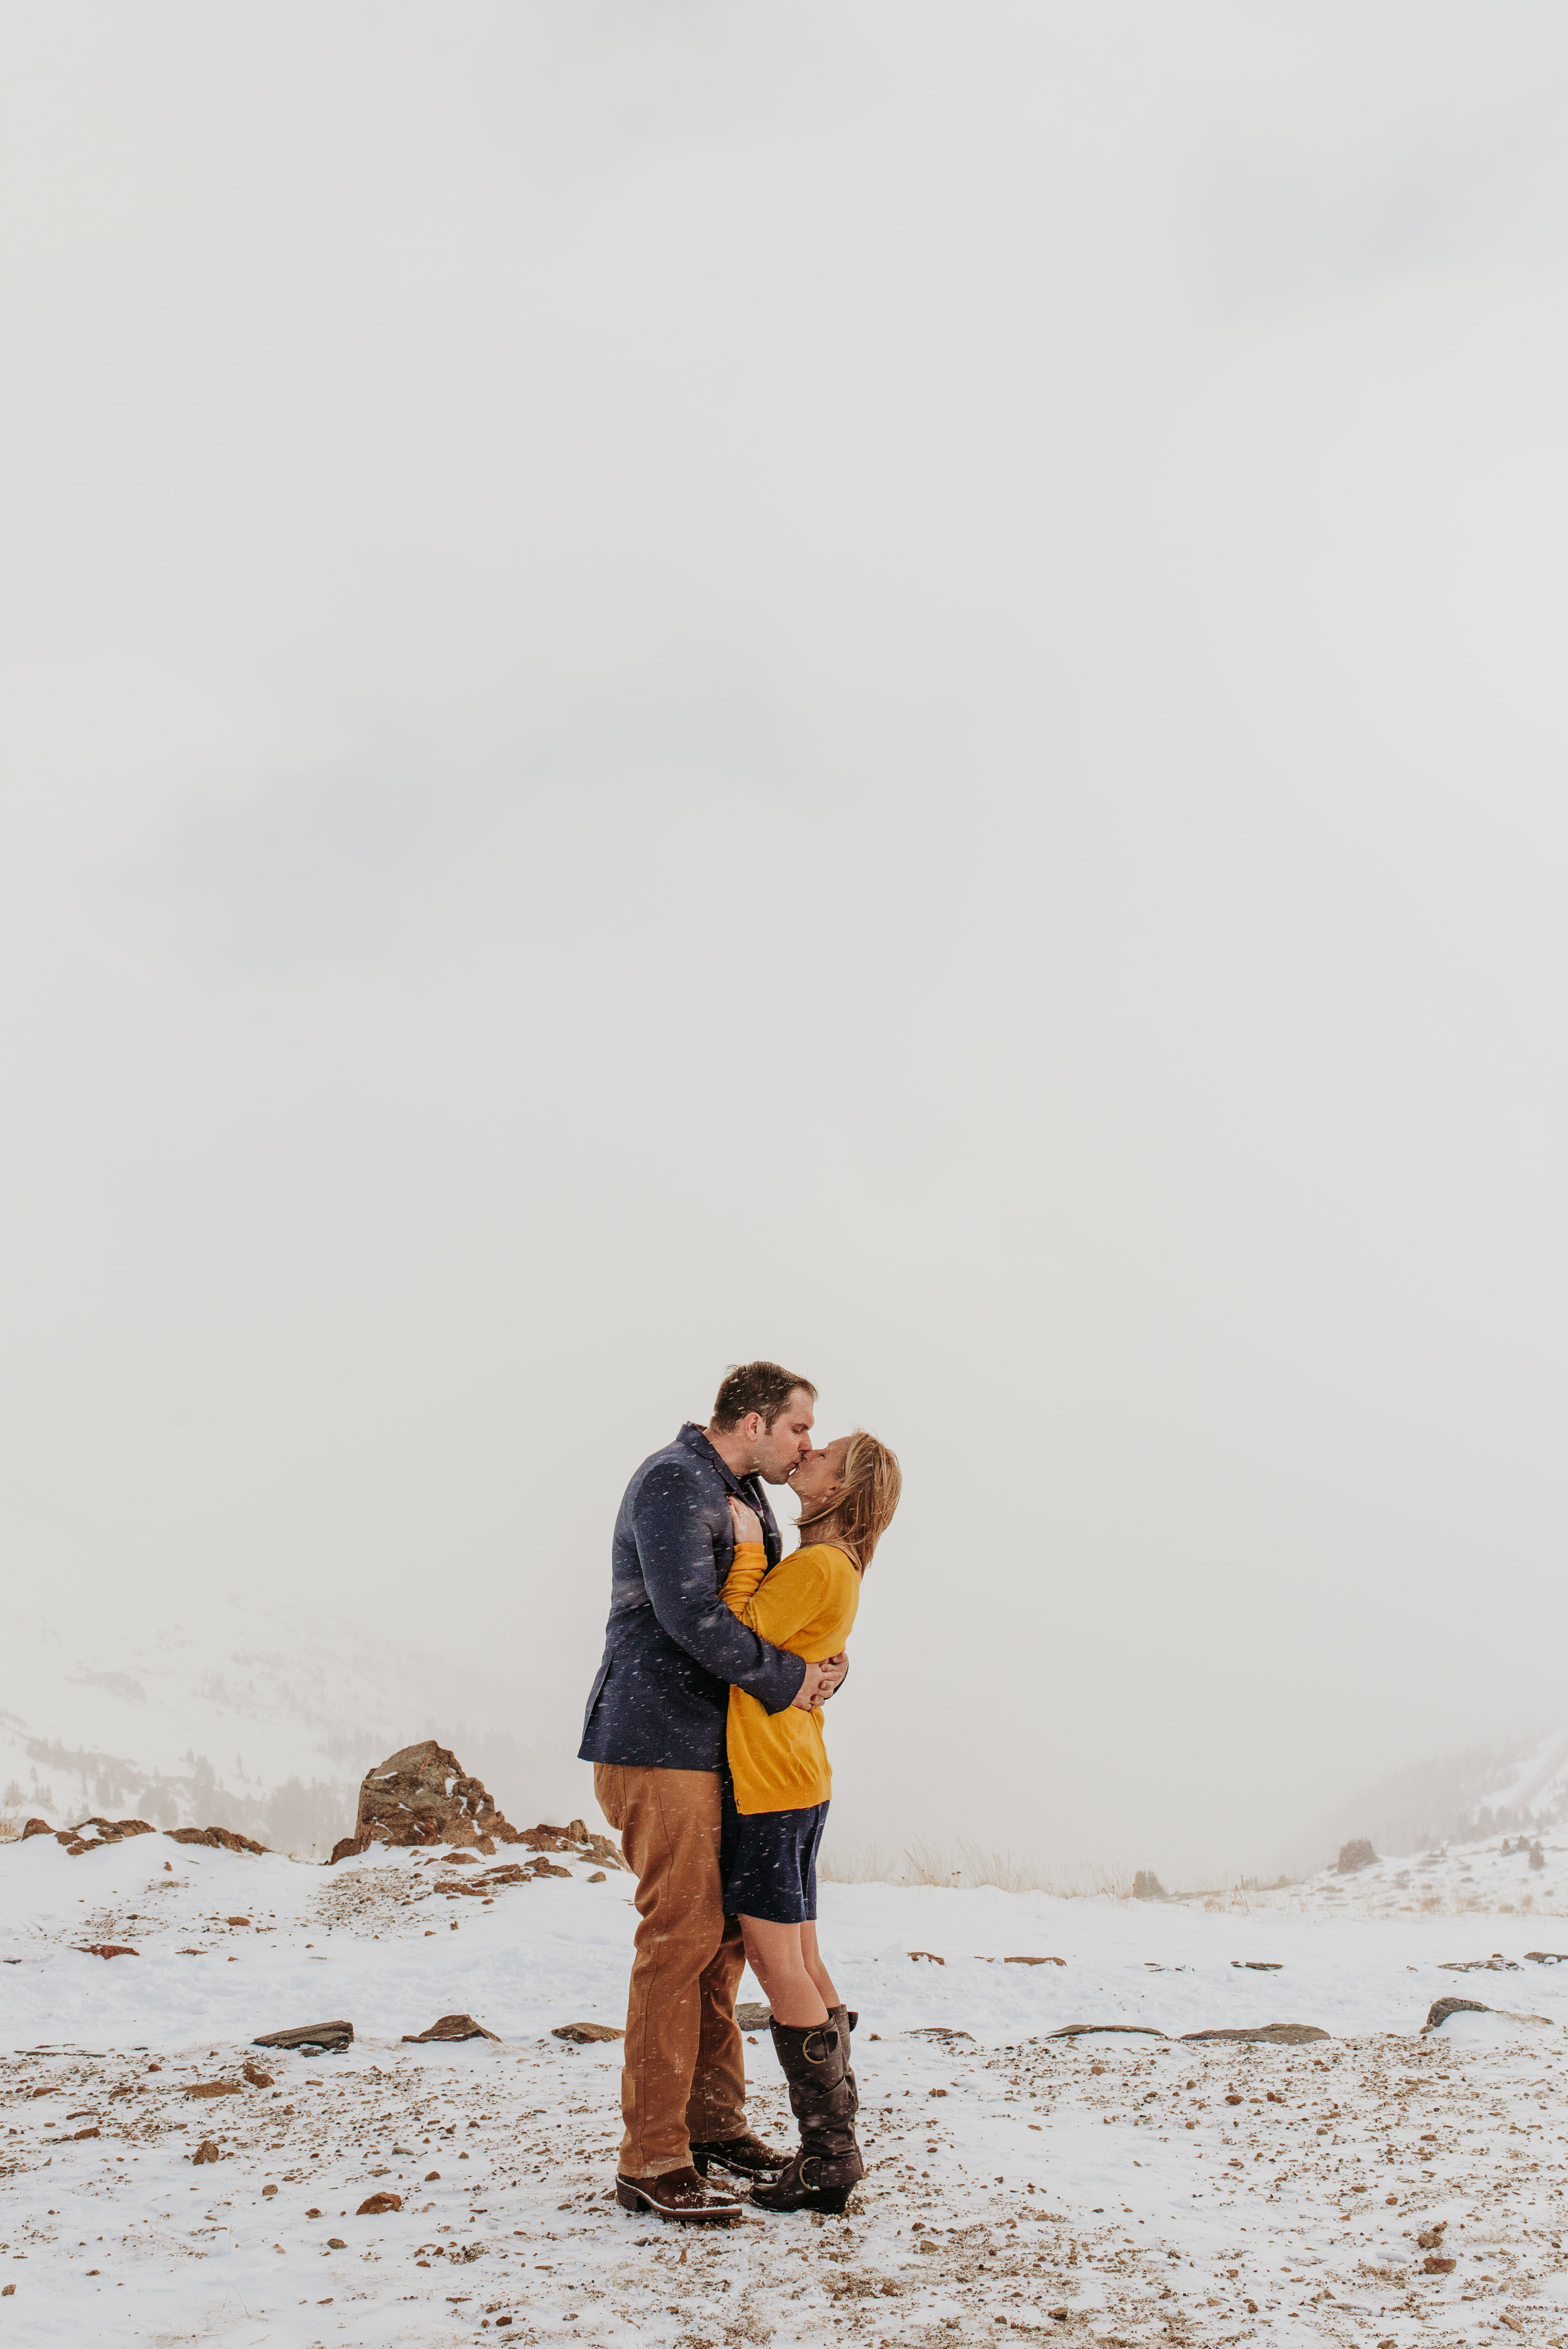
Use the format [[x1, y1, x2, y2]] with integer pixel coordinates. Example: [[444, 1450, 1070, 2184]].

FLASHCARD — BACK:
[[689, 2128, 788, 2183], [615, 2165, 743, 2223], [749, 2017, 864, 2216]]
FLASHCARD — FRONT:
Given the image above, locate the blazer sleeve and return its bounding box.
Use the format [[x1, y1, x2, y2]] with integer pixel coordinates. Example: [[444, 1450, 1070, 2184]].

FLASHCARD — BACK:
[[631, 1463, 806, 1715]]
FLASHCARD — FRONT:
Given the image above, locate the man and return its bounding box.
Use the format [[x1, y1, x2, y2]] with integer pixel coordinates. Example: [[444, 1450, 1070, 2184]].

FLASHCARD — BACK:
[[581, 1361, 847, 2222]]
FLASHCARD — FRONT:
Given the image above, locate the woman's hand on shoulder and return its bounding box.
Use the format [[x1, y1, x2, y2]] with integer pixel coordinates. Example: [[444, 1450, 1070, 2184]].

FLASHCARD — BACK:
[[728, 1495, 764, 1545]]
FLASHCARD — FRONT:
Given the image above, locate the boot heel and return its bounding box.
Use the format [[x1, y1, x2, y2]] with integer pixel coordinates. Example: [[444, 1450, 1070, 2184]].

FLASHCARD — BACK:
[[689, 2151, 709, 2178], [615, 2180, 647, 2214], [813, 2185, 852, 2215]]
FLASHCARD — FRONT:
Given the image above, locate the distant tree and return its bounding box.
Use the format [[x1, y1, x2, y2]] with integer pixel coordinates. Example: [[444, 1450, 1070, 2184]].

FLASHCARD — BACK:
[[1336, 1838, 1377, 1874]]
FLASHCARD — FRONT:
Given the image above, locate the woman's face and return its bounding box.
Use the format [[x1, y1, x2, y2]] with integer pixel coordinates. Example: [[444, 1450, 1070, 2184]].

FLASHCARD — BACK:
[[789, 1436, 851, 1512]]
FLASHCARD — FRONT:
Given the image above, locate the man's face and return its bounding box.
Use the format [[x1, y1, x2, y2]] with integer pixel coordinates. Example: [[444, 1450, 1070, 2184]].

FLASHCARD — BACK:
[[751, 1389, 816, 1484]]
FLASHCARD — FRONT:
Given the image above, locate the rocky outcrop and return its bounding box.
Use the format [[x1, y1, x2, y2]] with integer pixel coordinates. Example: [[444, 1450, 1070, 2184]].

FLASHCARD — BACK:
[[166, 1826, 267, 1854], [20, 1818, 52, 1840], [328, 1744, 629, 1869], [332, 1740, 521, 1861]]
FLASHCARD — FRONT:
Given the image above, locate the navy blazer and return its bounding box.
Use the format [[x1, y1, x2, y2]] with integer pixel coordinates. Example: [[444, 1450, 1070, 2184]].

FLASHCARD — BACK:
[[579, 1423, 808, 1770]]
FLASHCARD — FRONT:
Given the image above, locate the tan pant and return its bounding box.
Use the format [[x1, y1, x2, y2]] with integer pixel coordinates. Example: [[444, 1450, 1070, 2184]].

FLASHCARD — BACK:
[[593, 1762, 748, 2178]]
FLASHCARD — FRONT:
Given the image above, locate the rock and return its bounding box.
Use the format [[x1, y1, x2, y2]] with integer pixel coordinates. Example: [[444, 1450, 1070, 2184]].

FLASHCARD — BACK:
[[1423, 2256, 1457, 2274], [516, 1821, 628, 1871], [735, 2002, 772, 2030], [75, 1944, 139, 1960], [1336, 1839, 1377, 1874], [1005, 1955, 1066, 1966], [530, 1859, 572, 1880], [1182, 2024, 1330, 2045], [1439, 1956, 1518, 1973], [1231, 1961, 1283, 1971], [357, 2192, 402, 2215], [1417, 2225, 1448, 2250], [1049, 2023, 1168, 2039], [551, 2022, 625, 2044], [70, 1816, 155, 1840], [1524, 1951, 1568, 1965], [184, 2081, 241, 2099], [1132, 1872, 1165, 1900], [1423, 1996, 1491, 2031], [253, 2020, 354, 2054], [908, 1951, 945, 1965], [241, 2062, 273, 2087], [331, 1739, 524, 1860], [19, 1818, 51, 1840], [326, 2236, 346, 2249], [401, 2014, 501, 2044], [166, 1827, 267, 1855], [191, 2140, 221, 2165]]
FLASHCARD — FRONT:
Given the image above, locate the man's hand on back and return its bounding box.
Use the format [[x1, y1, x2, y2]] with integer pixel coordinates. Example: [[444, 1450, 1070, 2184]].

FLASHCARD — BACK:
[[790, 1652, 850, 1711]]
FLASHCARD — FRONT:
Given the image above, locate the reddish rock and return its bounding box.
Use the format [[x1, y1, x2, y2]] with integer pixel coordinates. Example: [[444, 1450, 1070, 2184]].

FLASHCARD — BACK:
[[401, 2013, 501, 2043], [76, 1944, 139, 1960], [357, 2191, 402, 2215], [516, 1822, 627, 1870], [166, 1827, 268, 1855], [20, 1818, 52, 1840], [334, 1740, 522, 1860], [184, 2081, 241, 2099], [241, 2061, 273, 2088], [551, 2022, 624, 2044], [191, 2140, 221, 2165]]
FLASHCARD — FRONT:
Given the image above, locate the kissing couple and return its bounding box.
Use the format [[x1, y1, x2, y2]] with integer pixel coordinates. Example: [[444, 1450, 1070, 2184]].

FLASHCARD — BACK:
[[580, 1360, 901, 2222]]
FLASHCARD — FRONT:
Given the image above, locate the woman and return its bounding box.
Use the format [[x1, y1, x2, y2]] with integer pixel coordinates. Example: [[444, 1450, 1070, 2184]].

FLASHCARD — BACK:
[[719, 1428, 901, 2214]]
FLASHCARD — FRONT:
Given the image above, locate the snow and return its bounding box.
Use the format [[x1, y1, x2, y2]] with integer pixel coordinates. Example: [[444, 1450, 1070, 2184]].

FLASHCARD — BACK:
[[5, 1828, 1568, 2345]]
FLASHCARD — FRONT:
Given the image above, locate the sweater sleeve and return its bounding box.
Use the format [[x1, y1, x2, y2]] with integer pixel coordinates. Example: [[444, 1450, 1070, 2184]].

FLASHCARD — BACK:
[[719, 1540, 771, 1618], [630, 1463, 807, 1715], [723, 1547, 834, 1646]]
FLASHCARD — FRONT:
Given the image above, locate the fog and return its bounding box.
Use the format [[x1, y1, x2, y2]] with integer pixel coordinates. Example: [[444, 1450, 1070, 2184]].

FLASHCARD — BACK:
[[4, 2, 1568, 1882]]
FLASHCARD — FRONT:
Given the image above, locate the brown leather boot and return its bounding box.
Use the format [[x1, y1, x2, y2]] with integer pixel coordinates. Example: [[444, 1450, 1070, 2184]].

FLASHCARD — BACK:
[[689, 2129, 787, 2182], [615, 2165, 742, 2222], [749, 2017, 864, 2215]]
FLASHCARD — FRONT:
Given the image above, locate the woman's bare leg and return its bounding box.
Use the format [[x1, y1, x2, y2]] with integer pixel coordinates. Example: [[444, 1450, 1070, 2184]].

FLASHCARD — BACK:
[[799, 1922, 840, 2012], [739, 1916, 829, 2027]]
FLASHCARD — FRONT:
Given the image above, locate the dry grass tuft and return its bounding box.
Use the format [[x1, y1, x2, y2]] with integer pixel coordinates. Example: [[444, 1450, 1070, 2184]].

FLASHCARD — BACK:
[[818, 1834, 1134, 1899]]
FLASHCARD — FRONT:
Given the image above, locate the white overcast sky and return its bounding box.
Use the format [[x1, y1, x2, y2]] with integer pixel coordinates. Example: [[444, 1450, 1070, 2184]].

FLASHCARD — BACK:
[[5, 2, 1568, 1877]]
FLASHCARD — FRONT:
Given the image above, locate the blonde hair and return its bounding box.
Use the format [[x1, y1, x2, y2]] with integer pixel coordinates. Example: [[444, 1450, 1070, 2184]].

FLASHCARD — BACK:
[[799, 1429, 902, 1568]]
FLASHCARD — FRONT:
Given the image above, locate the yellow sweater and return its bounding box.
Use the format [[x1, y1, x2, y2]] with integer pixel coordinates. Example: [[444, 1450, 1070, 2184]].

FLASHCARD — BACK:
[[719, 1541, 861, 1815]]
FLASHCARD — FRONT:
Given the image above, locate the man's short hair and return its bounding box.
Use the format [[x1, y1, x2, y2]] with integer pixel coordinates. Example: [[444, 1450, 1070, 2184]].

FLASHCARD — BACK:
[[711, 1361, 817, 1432]]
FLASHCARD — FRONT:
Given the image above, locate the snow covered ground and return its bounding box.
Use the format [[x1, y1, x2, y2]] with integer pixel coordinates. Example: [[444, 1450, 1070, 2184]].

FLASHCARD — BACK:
[[4, 1829, 1568, 2347]]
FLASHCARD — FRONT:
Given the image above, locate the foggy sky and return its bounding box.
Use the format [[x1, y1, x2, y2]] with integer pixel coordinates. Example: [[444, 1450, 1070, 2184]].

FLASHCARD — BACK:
[[5, 1, 1568, 1880]]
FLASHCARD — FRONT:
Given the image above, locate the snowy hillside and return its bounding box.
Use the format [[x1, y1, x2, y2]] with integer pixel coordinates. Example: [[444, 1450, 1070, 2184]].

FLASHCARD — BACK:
[[0, 1597, 586, 1857], [4, 1827, 1568, 2346], [1168, 1830, 1568, 1924]]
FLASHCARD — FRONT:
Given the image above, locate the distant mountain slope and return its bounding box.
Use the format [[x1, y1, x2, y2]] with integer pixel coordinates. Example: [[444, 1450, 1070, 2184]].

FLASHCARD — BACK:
[[0, 1594, 585, 1852], [1284, 1722, 1568, 1878]]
